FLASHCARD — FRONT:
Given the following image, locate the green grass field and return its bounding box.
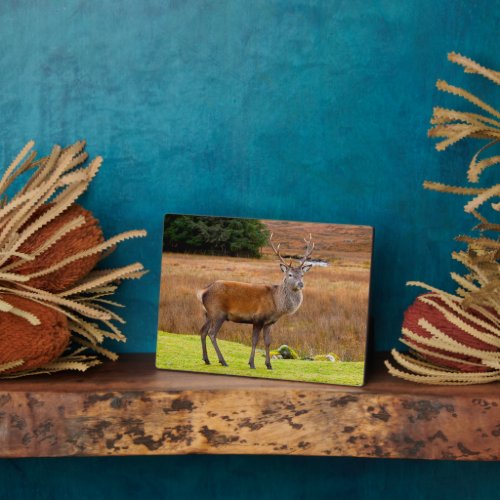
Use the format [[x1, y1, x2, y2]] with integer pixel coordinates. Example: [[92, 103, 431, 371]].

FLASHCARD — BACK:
[[156, 331, 365, 386]]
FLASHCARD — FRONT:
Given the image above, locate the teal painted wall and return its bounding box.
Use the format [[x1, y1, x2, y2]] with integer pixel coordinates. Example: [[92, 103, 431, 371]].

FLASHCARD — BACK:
[[0, 1, 498, 499], [1, 456, 499, 500]]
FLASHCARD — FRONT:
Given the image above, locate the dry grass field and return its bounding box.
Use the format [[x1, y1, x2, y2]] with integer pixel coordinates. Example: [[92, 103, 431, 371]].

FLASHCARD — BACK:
[[261, 220, 373, 263], [158, 222, 372, 361]]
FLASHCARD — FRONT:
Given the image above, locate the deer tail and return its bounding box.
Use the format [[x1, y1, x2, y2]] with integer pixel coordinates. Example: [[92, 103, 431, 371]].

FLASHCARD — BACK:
[[196, 288, 206, 304], [197, 282, 215, 311]]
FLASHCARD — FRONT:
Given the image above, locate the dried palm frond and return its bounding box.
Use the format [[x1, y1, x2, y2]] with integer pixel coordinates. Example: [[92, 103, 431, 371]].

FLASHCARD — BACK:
[[0, 141, 147, 377], [387, 53, 500, 384]]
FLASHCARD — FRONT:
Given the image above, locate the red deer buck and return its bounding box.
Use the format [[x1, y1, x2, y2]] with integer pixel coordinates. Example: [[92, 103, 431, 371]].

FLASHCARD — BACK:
[[196, 234, 314, 370]]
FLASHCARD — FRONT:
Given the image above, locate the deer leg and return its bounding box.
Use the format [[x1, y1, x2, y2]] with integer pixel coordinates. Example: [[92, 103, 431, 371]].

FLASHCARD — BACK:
[[248, 324, 262, 369], [263, 325, 272, 370], [200, 319, 211, 365], [208, 318, 228, 366]]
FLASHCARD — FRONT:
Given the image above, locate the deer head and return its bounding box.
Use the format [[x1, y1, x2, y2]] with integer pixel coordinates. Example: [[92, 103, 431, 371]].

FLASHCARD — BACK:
[[269, 234, 314, 291]]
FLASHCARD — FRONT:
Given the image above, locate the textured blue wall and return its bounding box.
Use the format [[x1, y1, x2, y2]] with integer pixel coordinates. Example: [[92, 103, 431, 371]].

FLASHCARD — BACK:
[[1, 455, 499, 500], [0, 1, 498, 499], [1, 0, 497, 354]]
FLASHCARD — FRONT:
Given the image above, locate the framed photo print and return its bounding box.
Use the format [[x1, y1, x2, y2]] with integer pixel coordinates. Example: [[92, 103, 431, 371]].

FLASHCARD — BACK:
[[157, 215, 373, 386]]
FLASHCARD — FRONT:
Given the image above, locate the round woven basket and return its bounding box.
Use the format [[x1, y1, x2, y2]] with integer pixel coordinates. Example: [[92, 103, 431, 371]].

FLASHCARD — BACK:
[[403, 293, 497, 372], [15, 204, 104, 292], [0, 295, 70, 373]]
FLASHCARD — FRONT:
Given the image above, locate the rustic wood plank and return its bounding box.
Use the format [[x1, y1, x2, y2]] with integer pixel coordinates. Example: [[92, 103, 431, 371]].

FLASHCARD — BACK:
[[0, 354, 498, 460]]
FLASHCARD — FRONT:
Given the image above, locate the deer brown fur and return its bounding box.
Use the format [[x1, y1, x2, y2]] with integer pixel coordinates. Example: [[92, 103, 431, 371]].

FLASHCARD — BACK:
[[197, 235, 314, 369]]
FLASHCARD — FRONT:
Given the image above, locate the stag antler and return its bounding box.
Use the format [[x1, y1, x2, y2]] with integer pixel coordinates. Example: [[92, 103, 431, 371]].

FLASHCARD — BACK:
[[269, 233, 291, 267], [298, 234, 314, 267]]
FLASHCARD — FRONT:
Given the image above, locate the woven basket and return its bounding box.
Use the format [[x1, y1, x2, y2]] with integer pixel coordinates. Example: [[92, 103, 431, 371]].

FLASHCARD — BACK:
[[0, 295, 70, 373]]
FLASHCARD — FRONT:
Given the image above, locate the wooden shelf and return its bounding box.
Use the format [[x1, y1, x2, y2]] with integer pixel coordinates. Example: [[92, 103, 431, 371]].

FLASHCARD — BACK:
[[0, 354, 498, 460]]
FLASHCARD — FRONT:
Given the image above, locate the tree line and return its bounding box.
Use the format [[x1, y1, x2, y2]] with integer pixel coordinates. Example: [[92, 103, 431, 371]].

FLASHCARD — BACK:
[[163, 215, 270, 258]]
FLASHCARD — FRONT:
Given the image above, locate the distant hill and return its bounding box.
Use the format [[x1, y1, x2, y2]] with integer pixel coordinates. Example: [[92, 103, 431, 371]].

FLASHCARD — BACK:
[[260, 220, 373, 263]]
